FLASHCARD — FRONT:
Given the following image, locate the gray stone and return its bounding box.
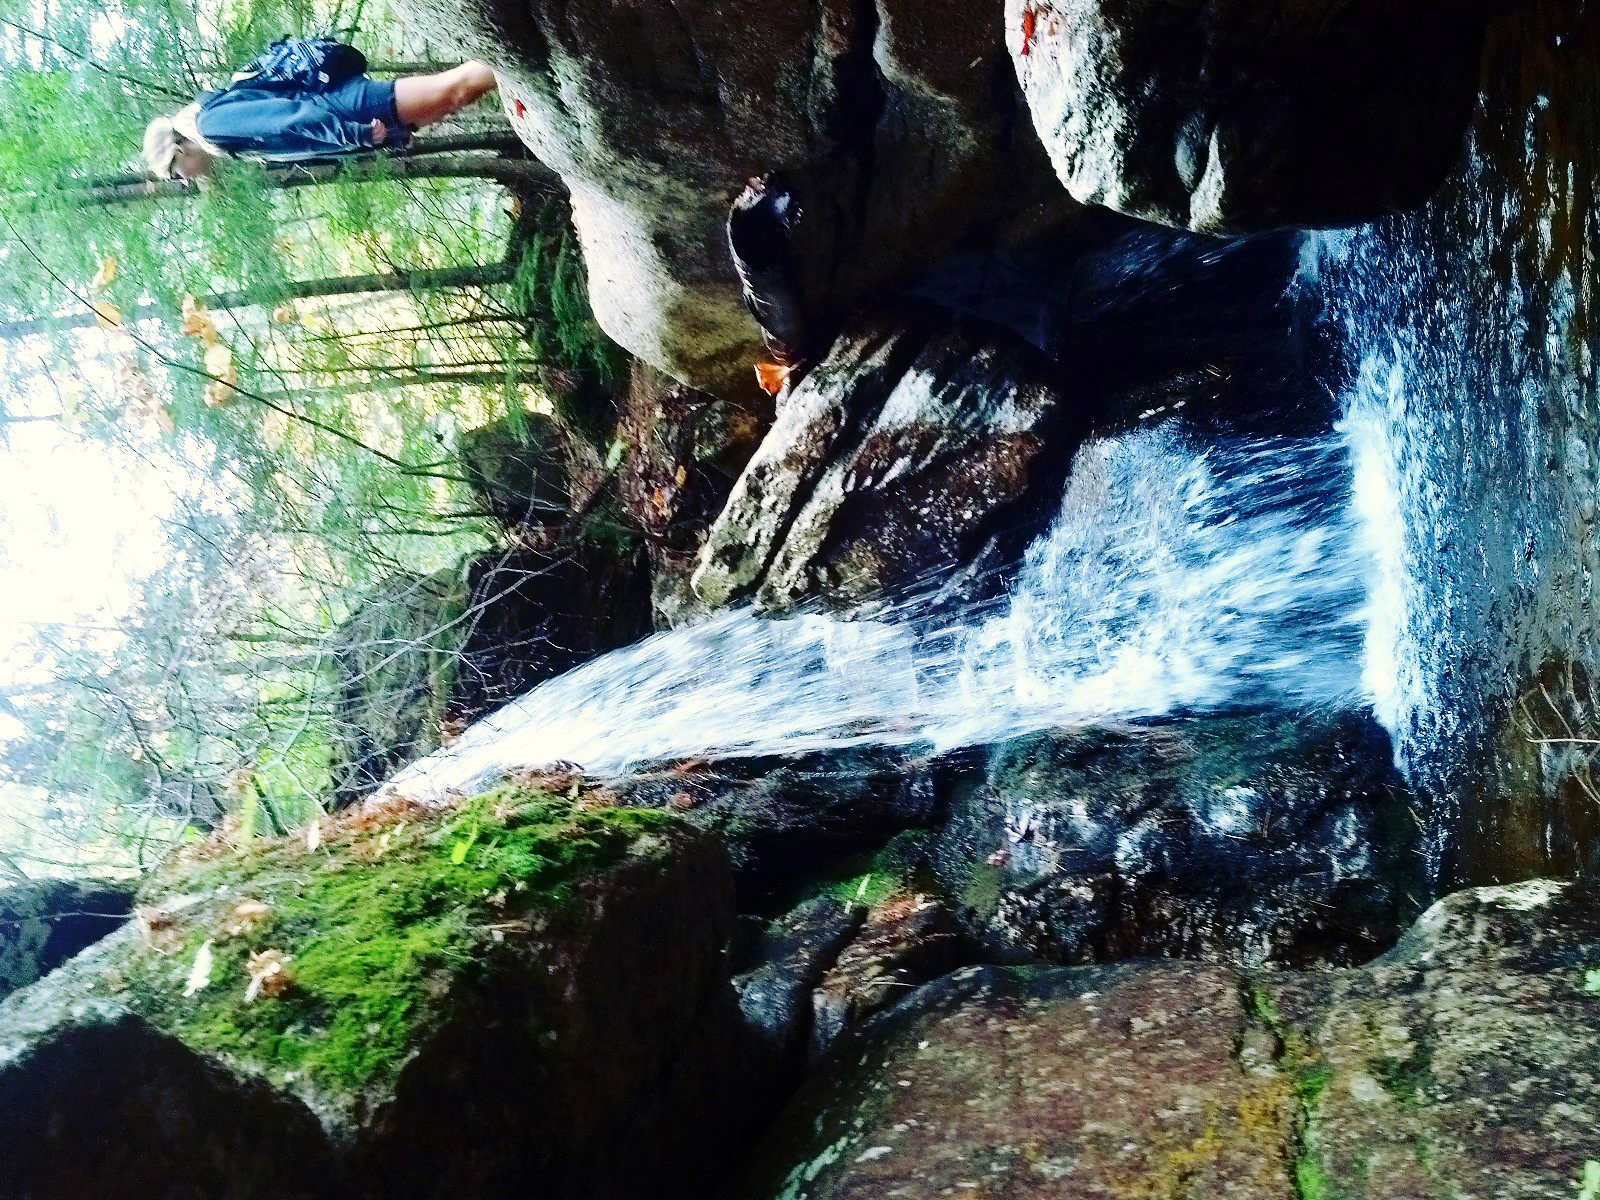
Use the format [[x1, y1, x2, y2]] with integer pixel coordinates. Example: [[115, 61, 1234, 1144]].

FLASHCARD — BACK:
[[737, 878, 1600, 1199], [0, 798, 752, 1200], [1007, 0, 1499, 234], [695, 319, 1078, 614], [609, 747, 938, 905], [735, 896, 866, 1079], [400, 0, 1073, 395], [930, 709, 1425, 967], [809, 895, 964, 1059], [457, 412, 570, 532]]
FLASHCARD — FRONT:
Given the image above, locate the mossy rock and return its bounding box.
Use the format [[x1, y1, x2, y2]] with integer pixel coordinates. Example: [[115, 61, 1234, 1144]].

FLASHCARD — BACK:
[[0, 787, 751, 1200]]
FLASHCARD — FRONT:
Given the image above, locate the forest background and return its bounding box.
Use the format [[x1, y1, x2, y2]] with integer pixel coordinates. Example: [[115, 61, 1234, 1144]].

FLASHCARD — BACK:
[[0, 0, 628, 876]]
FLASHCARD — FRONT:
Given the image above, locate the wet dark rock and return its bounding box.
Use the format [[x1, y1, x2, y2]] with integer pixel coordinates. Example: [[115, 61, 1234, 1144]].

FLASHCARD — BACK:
[[616, 362, 763, 627], [736, 878, 1600, 1200], [694, 317, 1085, 614], [0, 878, 135, 1001], [930, 709, 1425, 967], [0, 794, 752, 1200], [330, 541, 652, 804], [1007, 0, 1497, 234], [406, 0, 1071, 395], [734, 896, 865, 1084], [808, 895, 966, 1060], [609, 747, 939, 907]]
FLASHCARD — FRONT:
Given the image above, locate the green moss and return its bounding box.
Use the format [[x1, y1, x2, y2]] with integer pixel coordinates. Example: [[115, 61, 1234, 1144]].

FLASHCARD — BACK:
[[1244, 979, 1335, 1200], [1368, 1051, 1431, 1105], [114, 787, 677, 1101], [1295, 1060, 1333, 1108], [1295, 1157, 1329, 1200]]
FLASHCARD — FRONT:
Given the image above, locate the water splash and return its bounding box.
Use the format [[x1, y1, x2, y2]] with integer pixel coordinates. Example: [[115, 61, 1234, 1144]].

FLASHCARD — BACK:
[[389, 422, 1373, 798]]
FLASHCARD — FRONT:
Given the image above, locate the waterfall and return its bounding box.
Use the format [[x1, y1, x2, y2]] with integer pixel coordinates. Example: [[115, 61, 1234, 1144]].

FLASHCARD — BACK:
[[388, 422, 1374, 799], [1307, 5, 1600, 882]]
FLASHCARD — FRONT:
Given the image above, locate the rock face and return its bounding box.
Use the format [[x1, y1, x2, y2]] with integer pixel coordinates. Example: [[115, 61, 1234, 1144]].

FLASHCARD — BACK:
[[737, 878, 1600, 1199], [1006, 0, 1496, 234], [610, 747, 937, 906], [734, 895, 866, 1086], [693, 318, 1083, 613], [446, 542, 654, 724], [616, 362, 763, 627], [404, 0, 1071, 394], [457, 413, 571, 531], [808, 895, 964, 1059], [0, 878, 134, 1001], [929, 710, 1424, 966], [0, 789, 752, 1200]]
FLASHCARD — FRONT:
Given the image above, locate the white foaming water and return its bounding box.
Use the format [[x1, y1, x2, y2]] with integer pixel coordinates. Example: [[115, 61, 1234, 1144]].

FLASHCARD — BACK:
[[389, 423, 1374, 798]]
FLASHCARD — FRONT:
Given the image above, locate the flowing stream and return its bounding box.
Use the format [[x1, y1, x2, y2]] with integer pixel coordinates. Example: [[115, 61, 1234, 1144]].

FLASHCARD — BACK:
[[397, 7, 1600, 887], [390, 424, 1377, 797]]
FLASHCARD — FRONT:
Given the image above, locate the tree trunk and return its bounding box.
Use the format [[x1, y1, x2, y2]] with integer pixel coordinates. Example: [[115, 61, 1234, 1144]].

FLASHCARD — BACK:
[[69, 135, 560, 208], [0, 262, 519, 340]]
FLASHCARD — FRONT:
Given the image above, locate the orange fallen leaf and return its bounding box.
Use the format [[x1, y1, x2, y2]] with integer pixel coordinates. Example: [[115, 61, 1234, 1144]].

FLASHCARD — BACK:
[[754, 360, 789, 396]]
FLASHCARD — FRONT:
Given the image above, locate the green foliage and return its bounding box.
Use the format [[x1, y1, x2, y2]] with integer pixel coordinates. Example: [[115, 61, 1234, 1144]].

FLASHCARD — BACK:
[[1584, 967, 1600, 994], [1294, 1157, 1329, 1200], [509, 199, 630, 405], [1577, 1159, 1600, 1200], [0, 0, 636, 869]]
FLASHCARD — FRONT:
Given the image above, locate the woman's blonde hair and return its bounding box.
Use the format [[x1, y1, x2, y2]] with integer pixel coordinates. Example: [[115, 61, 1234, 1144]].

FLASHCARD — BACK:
[[143, 114, 181, 178]]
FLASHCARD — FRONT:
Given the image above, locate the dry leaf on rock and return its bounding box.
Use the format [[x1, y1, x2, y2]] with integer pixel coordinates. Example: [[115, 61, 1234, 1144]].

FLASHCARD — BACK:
[[244, 948, 293, 1002], [222, 898, 272, 938]]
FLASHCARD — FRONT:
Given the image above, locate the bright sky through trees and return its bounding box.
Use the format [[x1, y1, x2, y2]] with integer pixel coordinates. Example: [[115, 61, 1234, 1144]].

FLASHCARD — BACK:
[[0, 0, 628, 873]]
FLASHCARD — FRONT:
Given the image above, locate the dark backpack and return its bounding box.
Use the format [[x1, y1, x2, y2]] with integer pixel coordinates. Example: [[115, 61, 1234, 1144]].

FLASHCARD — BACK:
[[232, 36, 367, 93]]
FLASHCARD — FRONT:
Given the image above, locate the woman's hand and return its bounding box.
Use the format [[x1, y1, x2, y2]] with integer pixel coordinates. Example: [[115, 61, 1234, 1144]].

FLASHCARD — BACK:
[[370, 118, 388, 146]]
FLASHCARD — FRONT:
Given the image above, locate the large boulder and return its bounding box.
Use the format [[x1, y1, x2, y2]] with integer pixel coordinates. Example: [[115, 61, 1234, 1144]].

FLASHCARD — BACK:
[[693, 317, 1086, 614], [402, 0, 1072, 394], [456, 412, 571, 532], [1006, 0, 1501, 234], [734, 895, 866, 1088], [929, 709, 1425, 967], [446, 542, 654, 724], [0, 788, 752, 1200], [736, 878, 1600, 1199], [0, 878, 134, 1001]]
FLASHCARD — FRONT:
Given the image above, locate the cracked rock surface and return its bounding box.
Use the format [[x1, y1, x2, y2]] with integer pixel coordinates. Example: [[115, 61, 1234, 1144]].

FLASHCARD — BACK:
[[735, 878, 1600, 1200]]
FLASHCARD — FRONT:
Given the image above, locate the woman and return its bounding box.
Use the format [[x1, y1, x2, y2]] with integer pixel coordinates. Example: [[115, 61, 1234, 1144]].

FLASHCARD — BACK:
[[143, 60, 498, 182]]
